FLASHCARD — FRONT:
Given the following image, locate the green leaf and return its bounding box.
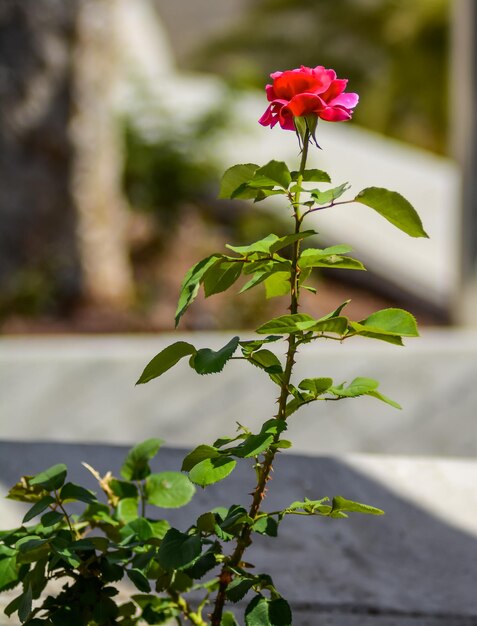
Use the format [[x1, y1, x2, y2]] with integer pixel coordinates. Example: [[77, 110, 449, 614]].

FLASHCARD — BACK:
[[222, 611, 240, 625], [245, 596, 269, 626], [311, 182, 350, 205], [354, 187, 428, 238], [188, 457, 237, 487], [298, 248, 365, 271], [18, 585, 32, 622], [239, 336, 282, 355], [245, 596, 291, 626], [181, 445, 220, 472], [240, 262, 291, 295], [253, 188, 287, 202], [219, 163, 259, 199], [256, 313, 348, 336], [269, 230, 316, 253], [185, 549, 218, 579], [149, 519, 170, 539], [353, 308, 419, 337], [0, 557, 19, 592], [23, 495, 55, 523], [330, 377, 379, 397], [331, 496, 384, 516], [203, 261, 243, 297], [255, 313, 315, 335], [328, 378, 401, 409], [230, 433, 274, 459], [136, 341, 196, 384], [122, 518, 155, 542], [60, 482, 97, 504], [291, 168, 331, 183], [190, 336, 239, 375], [248, 160, 291, 190], [298, 378, 333, 396], [40, 510, 64, 527], [120, 438, 164, 481], [252, 516, 278, 537], [268, 598, 292, 626], [116, 498, 138, 523], [226, 577, 255, 603], [260, 418, 288, 436], [196, 512, 216, 534], [7, 478, 47, 503], [285, 394, 314, 418], [16, 539, 50, 564], [264, 271, 290, 299], [312, 316, 349, 335], [109, 479, 138, 500], [158, 529, 201, 570], [229, 231, 315, 259], [29, 464, 67, 492], [219, 505, 252, 534], [127, 568, 151, 592], [145, 472, 195, 508], [226, 234, 281, 256], [366, 389, 402, 409], [285, 497, 329, 515], [246, 349, 283, 376], [175, 254, 222, 326]]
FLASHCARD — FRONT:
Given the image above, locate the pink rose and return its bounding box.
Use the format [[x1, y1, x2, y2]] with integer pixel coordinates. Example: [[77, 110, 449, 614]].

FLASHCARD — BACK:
[[259, 65, 359, 131]]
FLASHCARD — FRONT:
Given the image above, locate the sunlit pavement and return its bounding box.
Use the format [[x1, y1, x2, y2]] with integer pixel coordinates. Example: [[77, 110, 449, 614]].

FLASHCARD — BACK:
[[1, 331, 477, 457]]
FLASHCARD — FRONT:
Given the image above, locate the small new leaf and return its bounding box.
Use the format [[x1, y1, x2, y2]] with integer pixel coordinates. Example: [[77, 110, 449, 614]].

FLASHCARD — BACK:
[[331, 496, 384, 516], [311, 182, 350, 205]]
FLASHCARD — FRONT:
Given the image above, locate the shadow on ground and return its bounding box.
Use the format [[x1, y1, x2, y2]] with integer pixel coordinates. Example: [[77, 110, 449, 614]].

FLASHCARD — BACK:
[[1, 441, 476, 625]]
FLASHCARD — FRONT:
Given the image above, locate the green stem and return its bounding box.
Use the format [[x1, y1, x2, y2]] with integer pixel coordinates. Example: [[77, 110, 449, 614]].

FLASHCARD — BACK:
[[210, 127, 311, 626]]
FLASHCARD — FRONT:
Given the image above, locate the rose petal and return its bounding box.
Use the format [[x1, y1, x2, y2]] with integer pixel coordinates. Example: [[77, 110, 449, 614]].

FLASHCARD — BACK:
[[259, 65, 358, 130], [329, 92, 359, 110], [273, 70, 332, 99], [321, 79, 348, 103], [265, 84, 276, 102], [285, 93, 324, 117], [319, 106, 352, 122], [278, 109, 296, 131]]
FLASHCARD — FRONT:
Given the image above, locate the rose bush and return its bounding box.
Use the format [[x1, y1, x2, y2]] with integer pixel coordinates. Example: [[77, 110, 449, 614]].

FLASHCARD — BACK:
[[259, 65, 359, 130], [0, 65, 428, 626]]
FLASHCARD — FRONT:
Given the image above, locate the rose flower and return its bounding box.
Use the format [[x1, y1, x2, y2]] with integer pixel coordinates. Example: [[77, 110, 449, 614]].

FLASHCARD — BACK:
[[259, 65, 359, 131]]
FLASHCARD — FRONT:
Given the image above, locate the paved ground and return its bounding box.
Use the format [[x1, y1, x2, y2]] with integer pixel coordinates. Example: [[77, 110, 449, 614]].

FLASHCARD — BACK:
[[1, 330, 477, 457], [1, 443, 477, 625]]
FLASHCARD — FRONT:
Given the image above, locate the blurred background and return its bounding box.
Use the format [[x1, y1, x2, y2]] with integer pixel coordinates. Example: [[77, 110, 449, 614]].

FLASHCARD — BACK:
[[1, 0, 477, 456]]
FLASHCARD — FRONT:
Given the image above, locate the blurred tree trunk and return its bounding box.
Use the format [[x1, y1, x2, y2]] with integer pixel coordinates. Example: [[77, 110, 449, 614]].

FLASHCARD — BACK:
[[70, 0, 134, 308], [0, 0, 134, 317]]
